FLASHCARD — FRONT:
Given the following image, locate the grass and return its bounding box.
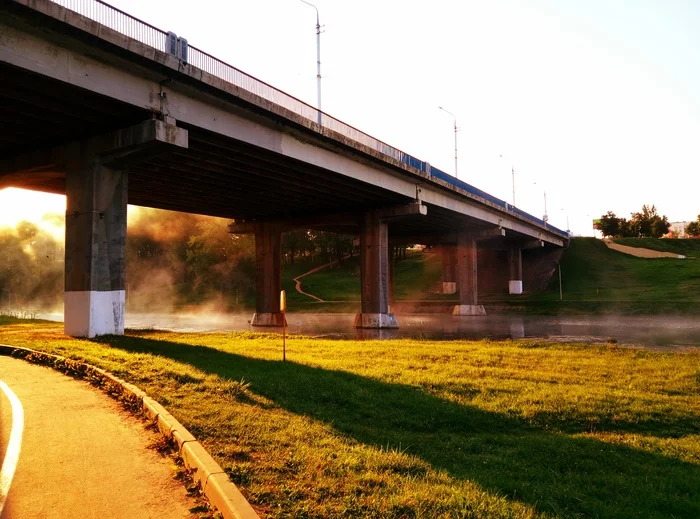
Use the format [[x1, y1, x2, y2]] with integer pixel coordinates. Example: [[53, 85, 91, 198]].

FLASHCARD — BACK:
[[613, 238, 700, 257], [2, 317, 699, 518]]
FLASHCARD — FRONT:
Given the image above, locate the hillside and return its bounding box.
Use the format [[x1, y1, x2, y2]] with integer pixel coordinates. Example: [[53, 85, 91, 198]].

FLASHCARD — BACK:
[[521, 238, 700, 313]]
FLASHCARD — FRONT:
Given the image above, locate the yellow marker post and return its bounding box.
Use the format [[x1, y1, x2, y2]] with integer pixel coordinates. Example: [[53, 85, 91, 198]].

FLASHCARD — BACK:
[[280, 290, 287, 362]]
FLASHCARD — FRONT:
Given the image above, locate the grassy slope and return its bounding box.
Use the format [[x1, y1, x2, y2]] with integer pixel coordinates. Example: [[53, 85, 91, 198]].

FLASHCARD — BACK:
[[613, 237, 700, 257], [282, 252, 444, 309], [2, 319, 699, 518], [523, 238, 700, 313]]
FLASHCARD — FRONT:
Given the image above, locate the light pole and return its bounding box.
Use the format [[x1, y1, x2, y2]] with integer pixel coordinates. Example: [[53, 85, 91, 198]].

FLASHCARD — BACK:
[[300, 0, 322, 126], [498, 154, 516, 207], [533, 182, 548, 227], [543, 191, 548, 227], [438, 106, 459, 179]]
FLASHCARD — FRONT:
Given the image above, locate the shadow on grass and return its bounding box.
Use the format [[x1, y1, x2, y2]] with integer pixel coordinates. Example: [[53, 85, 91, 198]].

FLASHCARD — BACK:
[[97, 334, 700, 519]]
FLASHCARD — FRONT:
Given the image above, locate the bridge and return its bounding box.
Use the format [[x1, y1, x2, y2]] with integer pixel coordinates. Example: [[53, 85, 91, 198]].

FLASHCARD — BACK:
[[0, 0, 569, 337]]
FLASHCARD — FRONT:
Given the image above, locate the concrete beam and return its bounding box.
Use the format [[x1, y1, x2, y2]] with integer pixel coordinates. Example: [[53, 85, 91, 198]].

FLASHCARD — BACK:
[[521, 239, 545, 249], [228, 212, 359, 235], [0, 120, 188, 175], [378, 201, 427, 221]]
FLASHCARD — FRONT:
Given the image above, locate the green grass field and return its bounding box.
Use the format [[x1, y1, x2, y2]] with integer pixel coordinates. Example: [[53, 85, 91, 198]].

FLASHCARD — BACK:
[[2, 318, 699, 518], [613, 237, 700, 257]]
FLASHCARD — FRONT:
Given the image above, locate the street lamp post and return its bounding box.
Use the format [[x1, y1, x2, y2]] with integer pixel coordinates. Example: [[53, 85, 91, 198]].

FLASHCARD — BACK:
[[438, 106, 459, 179], [300, 0, 322, 126], [543, 191, 548, 227], [499, 154, 516, 207]]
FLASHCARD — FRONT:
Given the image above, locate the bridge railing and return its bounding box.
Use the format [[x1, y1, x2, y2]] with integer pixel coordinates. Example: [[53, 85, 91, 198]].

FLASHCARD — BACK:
[[49, 0, 568, 239], [52, 0, 167, 51]]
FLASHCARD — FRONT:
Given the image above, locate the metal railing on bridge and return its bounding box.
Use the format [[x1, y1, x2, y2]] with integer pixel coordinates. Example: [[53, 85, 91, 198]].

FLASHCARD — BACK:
[[50, 0, 568, 239]]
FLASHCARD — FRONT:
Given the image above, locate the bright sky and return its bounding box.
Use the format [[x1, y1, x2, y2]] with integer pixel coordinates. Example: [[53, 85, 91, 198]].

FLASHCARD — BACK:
[[2, 0, 699, 236]]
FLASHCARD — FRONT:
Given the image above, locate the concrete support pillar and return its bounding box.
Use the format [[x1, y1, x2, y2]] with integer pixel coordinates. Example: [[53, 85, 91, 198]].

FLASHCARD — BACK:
[[508, 248, 523, 295], [354, 211, 398, 328], [252, 222, 285, 326], [441, 245, 457, 294], [388, 247, 396, 309], [64, 155, 127, 337], [453, 233, 486, 316]]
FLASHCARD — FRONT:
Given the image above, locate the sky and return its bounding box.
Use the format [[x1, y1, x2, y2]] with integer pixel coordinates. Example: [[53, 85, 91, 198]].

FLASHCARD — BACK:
[[2, 0, 700, 236]]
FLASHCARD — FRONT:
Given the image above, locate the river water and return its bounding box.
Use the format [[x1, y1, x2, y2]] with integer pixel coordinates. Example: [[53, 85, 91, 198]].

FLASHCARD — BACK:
[[38, 312, 700, 349]]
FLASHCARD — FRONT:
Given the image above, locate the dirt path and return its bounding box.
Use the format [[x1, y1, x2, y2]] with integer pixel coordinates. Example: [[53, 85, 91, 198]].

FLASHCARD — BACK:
[[292, 256, 352, 302], [603, 239, 686, 259], [0, 356, 197, 519]]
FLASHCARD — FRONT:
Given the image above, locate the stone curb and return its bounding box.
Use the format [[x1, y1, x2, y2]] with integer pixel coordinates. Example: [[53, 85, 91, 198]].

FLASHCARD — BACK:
[[0, 344, 260, 519]]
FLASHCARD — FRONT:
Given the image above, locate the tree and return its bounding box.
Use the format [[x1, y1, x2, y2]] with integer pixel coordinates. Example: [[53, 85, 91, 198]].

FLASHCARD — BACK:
[[282, 229, 312, 265], [686, 216, 700, 237], [598, 211, 621, 237], [186, 219, 255, 301], [628, 205, 670, 238]]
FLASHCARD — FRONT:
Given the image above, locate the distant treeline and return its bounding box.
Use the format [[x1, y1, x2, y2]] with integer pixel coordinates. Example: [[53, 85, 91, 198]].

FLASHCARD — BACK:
[[596, 205, 672, 238]]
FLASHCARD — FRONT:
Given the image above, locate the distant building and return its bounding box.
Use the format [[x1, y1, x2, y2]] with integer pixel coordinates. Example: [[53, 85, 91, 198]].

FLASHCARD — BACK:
[[667, 221, 690, 238]]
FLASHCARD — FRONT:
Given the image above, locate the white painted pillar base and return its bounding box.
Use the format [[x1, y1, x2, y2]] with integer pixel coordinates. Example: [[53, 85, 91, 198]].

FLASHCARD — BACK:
[[442, 282, 457, 295], [509, 280, 523, 295], [354, 313, 399, 329], [452, 304, 487, 316], [64, 290, 125, 338], [251, 312, 287, 327]]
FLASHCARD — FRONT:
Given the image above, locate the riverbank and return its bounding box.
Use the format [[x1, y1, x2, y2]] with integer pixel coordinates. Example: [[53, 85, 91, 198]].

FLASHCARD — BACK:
[[1, 318, 698, 518]]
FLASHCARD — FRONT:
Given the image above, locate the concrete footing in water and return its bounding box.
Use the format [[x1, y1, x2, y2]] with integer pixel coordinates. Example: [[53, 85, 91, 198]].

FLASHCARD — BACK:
[[353, 312, 399, 329], [251, 312, 287, 327], [452, 304, 487, 316]]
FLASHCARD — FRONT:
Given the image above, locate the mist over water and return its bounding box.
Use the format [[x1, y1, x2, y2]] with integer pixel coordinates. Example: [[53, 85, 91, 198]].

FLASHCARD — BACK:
[[36, 311, 700, 350]]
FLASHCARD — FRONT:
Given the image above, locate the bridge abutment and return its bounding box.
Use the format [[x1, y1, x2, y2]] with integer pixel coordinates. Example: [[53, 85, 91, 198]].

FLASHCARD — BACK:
[[354, 211, 398, 329], [64, 154, 127, 337], [453, 233, 486, 316]]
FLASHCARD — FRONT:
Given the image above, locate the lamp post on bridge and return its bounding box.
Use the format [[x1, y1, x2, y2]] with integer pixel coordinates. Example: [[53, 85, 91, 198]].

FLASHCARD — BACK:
[[438, 106, 459, 179], [498, 153, 516, 207], [300, 0, 322, 126]]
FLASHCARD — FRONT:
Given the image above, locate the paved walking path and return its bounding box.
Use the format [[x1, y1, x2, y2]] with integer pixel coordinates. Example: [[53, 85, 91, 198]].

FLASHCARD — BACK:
[[0, 356, 196, 518], [603, 239, 686, 259]]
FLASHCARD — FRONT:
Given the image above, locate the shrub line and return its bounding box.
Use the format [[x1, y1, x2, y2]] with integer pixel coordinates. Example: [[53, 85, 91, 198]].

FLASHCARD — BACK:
[[0, 343, 260, 519]]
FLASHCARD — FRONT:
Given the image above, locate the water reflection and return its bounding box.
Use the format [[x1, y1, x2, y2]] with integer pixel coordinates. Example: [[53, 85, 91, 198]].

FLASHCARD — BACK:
[[37, 312, 700, 349]]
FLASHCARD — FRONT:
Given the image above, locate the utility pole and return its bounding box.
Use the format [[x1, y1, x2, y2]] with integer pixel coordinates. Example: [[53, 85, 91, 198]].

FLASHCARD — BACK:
[[300, 0, 322, 126], [439, 106, 459, 178]]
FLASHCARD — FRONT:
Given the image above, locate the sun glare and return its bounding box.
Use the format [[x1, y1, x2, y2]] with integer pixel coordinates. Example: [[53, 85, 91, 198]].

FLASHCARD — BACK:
[[0, 188, 66, 240]]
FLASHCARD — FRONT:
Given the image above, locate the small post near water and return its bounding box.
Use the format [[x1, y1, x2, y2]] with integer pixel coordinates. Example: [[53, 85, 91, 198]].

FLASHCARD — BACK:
[[280, 290, 287, 362]]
